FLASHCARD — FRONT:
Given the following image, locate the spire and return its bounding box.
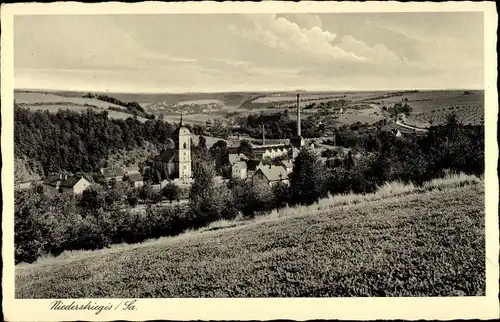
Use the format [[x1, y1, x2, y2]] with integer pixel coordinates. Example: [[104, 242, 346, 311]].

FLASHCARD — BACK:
[[179, 113, 184, 126], [296, 93, 301, 137]]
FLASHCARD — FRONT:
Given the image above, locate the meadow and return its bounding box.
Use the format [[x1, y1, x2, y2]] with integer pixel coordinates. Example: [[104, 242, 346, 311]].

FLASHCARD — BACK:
[[15, 91, 125, 110], [20, 104, 148, 123], [16, 177, 484, 298]]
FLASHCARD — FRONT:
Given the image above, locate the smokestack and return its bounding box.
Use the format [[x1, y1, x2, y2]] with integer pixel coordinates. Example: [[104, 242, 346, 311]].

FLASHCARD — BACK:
[[262, 124, 266, 146], [296, 93, 301, 136]]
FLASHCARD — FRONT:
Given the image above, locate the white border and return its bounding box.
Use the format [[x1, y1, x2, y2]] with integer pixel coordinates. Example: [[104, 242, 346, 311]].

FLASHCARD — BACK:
[[2, 2, 498, 321]]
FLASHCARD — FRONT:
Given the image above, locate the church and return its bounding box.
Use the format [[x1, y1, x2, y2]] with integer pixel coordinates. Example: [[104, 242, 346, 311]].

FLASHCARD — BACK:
[[150, 115, 193, 183]]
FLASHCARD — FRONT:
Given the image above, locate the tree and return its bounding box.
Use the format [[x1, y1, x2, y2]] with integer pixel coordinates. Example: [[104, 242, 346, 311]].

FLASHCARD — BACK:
[[77, 185, 106, 214], [189, 162, 234, 227], [272, 181, 290, 209], [139, 183, 154, 204], [238, 140, 255, 159], [126, 189, 139, 207], [289, 148, 327, 205], [162, 182, 181, 203], [209, 140, 230, 177]]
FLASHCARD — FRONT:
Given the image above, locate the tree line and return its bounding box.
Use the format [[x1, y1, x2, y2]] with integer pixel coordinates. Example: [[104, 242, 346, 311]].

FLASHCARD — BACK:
[[14, 106, 179, 176]]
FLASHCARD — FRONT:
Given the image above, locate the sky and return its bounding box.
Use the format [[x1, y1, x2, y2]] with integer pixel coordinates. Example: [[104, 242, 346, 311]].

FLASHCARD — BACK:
[[14, 12, 484, 93]]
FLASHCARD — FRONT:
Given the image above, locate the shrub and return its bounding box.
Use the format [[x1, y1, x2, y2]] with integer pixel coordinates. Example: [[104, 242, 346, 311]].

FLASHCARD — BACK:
[[162, 182, 181, 203]]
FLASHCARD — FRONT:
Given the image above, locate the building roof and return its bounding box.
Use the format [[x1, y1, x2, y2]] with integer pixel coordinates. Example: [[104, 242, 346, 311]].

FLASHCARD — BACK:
[[127, 173, 144, 182], [280, 160, 293, 169], [43, 175, 87, 188], [232, 160, 247, 169], [101, 167, 125, 178], [42, 175, 61, 187], [252, 143, 290, 153], [254, 165, 288, 182], [152, 149, 179, 163], [60, 176, 86, 188], [229, 153, 249, 165]]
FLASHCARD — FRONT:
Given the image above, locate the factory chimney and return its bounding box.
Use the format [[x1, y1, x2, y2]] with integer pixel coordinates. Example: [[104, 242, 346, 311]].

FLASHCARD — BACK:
[[296, 93, 301, 137], [262, 124, 266, 146]]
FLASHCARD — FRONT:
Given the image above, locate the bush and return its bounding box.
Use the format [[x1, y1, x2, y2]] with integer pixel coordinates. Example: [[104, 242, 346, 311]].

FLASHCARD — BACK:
[[162, 182, 181, 203]]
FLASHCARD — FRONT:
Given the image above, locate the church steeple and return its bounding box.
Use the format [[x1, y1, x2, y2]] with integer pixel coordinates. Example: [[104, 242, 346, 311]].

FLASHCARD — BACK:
[[179, 113, 184, 127]]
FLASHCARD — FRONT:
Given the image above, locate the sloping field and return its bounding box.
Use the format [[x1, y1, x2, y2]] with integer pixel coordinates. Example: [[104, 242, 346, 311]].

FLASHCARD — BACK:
[[16, 181, 484, 298], [14, 91, 125, 110], [368, 90, 484, 113], [22, 104, 148, 123]]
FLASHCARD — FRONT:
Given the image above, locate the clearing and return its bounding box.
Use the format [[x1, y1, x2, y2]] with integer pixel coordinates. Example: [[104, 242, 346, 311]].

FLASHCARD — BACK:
[[16, 180, 484, 298]]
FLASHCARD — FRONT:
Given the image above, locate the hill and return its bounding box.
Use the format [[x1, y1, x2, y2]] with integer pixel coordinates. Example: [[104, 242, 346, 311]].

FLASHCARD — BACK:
[[16, 180, 484, 298], [14, 91, 148, 122]]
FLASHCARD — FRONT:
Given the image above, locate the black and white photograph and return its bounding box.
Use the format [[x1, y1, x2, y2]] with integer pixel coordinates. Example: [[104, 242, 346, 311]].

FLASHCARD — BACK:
[[2, 1, 498, 321]]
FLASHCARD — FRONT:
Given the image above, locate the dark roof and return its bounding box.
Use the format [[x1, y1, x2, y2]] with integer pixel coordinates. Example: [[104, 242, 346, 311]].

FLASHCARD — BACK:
[[101, 167, 125, 178], [44, 175, 87, 188], [60, 176, 85, 188], [127, 173, 143, 182], [42, 175, 61, 187], [152, 149, 179, 163], [254, 165, 288, 182]]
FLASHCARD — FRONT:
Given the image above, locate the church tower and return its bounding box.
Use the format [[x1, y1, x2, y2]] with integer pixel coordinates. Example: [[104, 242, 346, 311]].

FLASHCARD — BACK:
[[177, 114, 192, 182]]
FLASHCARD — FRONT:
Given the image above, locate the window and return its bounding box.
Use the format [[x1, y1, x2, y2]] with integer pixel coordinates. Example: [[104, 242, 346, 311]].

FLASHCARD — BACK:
[[183, 142, 187, 149]]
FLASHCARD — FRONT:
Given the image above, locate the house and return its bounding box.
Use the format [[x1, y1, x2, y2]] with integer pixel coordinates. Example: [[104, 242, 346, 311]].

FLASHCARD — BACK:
[[252, 165, 289, 186], [229, 153, 249, 179], [100, 167, 125, 182], [124, 173, 144, 188], [42, 174, 91, 197], [231, 161, 248, 179], [229, 153, 249, 165]]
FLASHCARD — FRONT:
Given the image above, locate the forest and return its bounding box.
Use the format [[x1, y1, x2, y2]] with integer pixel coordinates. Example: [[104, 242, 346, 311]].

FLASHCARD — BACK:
[[14, 106, 177, 176]]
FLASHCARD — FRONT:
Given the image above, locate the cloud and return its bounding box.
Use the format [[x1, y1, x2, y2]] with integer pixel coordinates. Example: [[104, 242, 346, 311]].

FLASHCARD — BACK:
[[294, 14, 323, 29], [338, 35, 400, 62], [14, 15, 197, 72], [233, 14, 400, 65]]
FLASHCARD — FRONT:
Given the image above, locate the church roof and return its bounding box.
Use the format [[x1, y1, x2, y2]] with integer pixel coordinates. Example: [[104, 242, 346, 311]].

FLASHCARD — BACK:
[[152, 149, 179, 163]]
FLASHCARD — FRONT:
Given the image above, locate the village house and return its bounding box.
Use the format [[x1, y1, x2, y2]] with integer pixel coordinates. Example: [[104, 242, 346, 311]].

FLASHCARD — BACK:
[[229, 153, 249, 179], [100, 166, 125, 183], [124, 173, 144, 188], [42, 174, 91, 197], [252, 165, 289, 186]]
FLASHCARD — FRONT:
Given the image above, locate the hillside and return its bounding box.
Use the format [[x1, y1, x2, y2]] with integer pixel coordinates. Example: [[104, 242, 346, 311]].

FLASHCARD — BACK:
[[16, 181, 484, 298], [14, 91, 148, 122]]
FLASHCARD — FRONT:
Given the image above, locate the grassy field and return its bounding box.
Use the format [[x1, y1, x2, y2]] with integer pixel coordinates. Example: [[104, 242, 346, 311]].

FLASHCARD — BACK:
[[16, 176, 484, 298], [14, 91, 126, 110], [21, 104, 148, 123]]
